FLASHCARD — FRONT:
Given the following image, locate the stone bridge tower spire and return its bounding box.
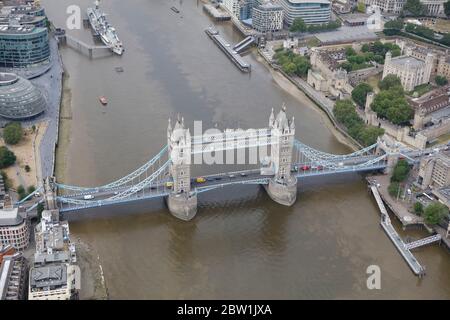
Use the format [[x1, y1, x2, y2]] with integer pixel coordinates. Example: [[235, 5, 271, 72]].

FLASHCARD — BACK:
[[167, 116, 197, 221], [265, 105, 297, 206], [43, 176, 58, 210]]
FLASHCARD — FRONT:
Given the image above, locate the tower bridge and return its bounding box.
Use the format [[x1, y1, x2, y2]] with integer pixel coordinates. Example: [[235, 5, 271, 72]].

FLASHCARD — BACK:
[[20, 107, 426, 221]]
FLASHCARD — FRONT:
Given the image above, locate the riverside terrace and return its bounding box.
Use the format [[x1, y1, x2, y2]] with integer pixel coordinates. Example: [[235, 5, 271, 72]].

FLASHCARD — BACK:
[[16, 107, 444, 222]]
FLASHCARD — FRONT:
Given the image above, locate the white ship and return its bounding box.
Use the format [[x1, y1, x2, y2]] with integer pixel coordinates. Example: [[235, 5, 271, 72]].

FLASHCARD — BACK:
[[87, 0, 124, 55]]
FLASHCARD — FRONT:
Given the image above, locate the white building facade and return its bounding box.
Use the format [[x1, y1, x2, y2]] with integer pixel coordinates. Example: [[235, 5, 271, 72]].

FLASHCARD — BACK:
[[278, 0, 332, 26], [0, 208, 29, 251], [252, 2, 284, 32], [364, 0, 445, 16], [382, 51, 434, 92]]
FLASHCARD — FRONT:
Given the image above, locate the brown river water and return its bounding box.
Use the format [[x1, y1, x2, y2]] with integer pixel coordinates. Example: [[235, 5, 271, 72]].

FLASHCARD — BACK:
[[41, 0, 450, 299]]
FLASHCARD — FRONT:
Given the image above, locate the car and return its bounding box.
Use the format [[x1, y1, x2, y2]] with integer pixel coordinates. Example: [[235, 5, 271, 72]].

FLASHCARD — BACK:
[[150, 186, 157, 190], [229, 174, 236, 178], [291, 165, 298, 172], [240, 172, 247, 177], [215, 177, 222, 180], [207, 177, 215, 182], [83, 195, 94, 200], [165, 182, 174, 188], [300, 165, 311, 171], [196, 177, 206, 183], [114, 191, 119, 195]]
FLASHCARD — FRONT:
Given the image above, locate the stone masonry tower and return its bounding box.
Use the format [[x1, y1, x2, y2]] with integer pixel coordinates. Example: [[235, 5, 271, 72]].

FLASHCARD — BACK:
[[167, 116, 197, 221], [265, 106, 297, 206]]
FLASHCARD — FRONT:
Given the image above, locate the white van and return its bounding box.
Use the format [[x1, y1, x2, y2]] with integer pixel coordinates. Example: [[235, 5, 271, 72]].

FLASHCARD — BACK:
[[83, 195, 94, 200]]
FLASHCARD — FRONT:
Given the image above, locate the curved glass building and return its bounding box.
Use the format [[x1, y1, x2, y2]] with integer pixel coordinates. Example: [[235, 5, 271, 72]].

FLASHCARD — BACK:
[[0, 73, 46, 120], [279, 0, 331, 26], [0, 24, 50, 68]]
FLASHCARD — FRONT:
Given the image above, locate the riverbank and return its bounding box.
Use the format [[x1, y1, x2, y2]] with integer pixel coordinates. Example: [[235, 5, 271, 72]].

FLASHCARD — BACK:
[[255, 52, 360, 152], [54, 71, 72, 184]]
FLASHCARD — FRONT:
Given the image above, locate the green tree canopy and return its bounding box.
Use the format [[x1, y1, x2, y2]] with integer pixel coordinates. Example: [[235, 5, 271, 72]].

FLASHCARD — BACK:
[[435, 75, 449, 86], [388, 182, 401, 197], [391, 159, 410, 182], [0, 146, 16, 169], [424, 202, 449, 225], [352, 82, 373, 107], [333, 100, 384, 146], [290, 18, 307, 32], [414, 202, 424, 215], [445, 0, 450, 16], [379, 74, 403, 91], [371, 88, 413, 125], [3, 122, 23, 145], [402, 0, 426, 16], [384, 19, 404, 31]]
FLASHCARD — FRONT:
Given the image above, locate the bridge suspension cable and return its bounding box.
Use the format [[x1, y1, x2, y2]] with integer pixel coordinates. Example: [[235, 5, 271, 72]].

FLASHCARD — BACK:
[[55, 145, 168, 193]]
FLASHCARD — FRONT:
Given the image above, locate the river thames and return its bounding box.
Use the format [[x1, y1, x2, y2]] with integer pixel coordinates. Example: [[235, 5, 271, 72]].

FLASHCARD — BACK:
[[41, 0, 450, 299]]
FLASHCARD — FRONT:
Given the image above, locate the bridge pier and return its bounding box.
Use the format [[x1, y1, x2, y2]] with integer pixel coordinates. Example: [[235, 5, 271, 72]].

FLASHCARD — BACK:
[[167, 192, 198, 221], [265, 177, 297, 206]]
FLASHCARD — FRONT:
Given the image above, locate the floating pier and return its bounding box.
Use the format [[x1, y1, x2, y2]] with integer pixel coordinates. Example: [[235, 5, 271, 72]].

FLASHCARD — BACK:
[[370, 185, 436, 277], [205, 27, 251, 73], [203, 4, 231, 21]]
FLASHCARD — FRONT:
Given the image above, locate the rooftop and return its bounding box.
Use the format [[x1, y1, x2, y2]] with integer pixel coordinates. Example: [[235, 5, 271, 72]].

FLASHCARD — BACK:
[[315, 26, 378, 44], [29, 264, 67, 289], [0, 208, 23, 227], [390, 55, 425, 68], [0, 24, 40, 34]]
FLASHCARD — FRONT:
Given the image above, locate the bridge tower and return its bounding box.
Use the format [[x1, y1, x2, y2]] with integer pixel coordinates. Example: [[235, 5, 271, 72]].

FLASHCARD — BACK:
[[265, 106, 297, 206], [43, 177, 58, 210], [166, 116, 197, 221]]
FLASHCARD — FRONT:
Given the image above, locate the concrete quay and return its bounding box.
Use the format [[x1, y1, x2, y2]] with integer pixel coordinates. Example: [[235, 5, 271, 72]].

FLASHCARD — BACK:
[[203, 4, 231, 21]]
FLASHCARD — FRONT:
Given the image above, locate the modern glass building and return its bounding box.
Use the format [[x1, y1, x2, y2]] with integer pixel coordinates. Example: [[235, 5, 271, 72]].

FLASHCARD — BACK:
[[0, 24, 50, 68], [278, 0, 332, 26], [0, 73, 46, 120]]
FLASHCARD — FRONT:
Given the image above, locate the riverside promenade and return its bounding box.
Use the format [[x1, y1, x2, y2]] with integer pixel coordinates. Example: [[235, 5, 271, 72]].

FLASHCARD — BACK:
[[30, 36, 64, 181]]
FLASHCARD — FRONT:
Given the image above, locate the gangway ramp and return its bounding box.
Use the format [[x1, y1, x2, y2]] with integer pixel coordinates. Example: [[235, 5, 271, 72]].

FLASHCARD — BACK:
[[233, 36, 255, 53]]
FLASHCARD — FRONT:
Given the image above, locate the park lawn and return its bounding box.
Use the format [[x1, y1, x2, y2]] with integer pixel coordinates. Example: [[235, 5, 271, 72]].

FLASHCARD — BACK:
[[407, 83, 434, 97], [434, 19, 450, 34]]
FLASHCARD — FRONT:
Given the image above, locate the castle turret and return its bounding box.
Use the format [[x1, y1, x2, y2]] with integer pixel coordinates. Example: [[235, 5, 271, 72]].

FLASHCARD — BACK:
[[166, 116, 197, 221], [264, 106, 297, 206]]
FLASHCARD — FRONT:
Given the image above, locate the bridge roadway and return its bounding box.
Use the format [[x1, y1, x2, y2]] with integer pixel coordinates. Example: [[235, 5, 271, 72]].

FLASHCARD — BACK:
[[56, 155, 387, 212]]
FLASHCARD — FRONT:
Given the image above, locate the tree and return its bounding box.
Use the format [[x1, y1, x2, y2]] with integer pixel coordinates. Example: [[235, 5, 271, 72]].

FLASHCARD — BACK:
[[357, 126, 384, 146], [361, 44, 370, 52], [345, 46, 357, 56], [3, 122, 23, 145], [435, 75, 448, 86], [290, 18, 307, 32], [402, 0, 426, 16], [282, 62, 297, 75], [352, 83, 373, 107], [0, 146, 16, 169], [24, 165, 31, 172], [414, 202, 424, 215], [388, 182, 401, 198], [37, 202, 45, 220], [424, 202, 449, 225], [445, 0, 450, 16], [371, 89, 413, 125], [27, 185, 36, 194], [357, 2, 366, 13], [383, 19, 404, 35], [17, 185, 26, 200], [391, 159, 410, 182], [379, 75, 403, 91]]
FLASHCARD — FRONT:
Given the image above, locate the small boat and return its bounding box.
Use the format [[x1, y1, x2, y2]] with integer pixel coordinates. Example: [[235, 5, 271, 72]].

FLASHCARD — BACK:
[[171, 6, 180, 13], [99, 96, 108, 105]]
